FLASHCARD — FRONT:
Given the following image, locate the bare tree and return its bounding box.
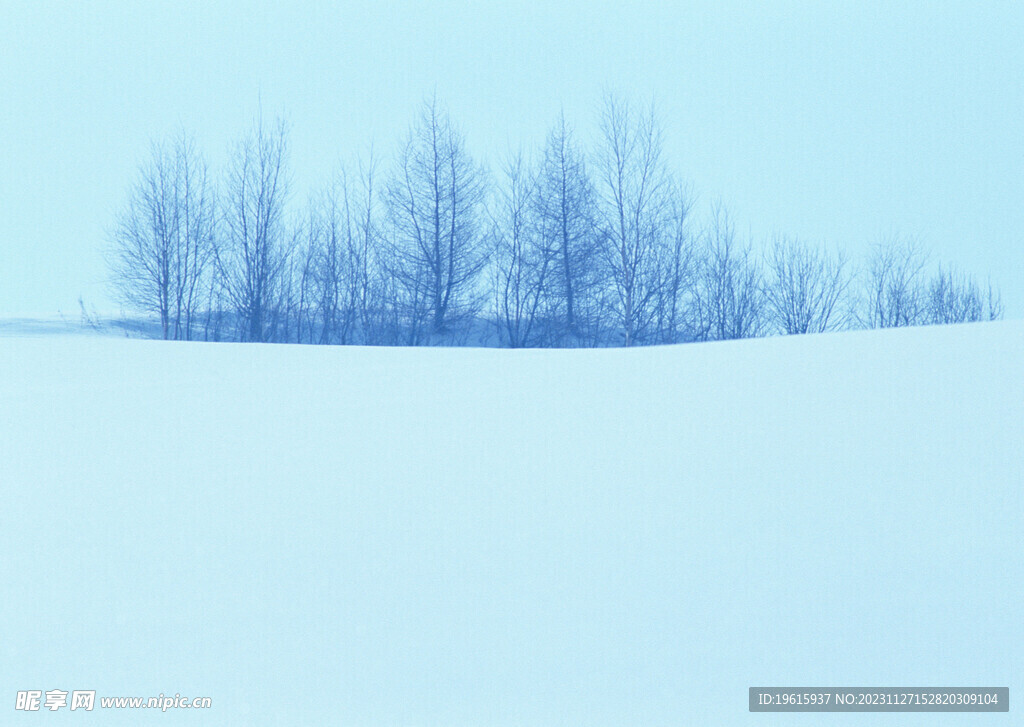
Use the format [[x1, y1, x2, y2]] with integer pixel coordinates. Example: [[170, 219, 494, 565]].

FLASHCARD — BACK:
[[299, 159, 395, 346], [298, 182, 357, 345], [296, 155, 395, 345], [650, 185, 695, 344], [925, 266, 1002, 324], [861, 236, 928, 328], [109, 131, 216, 340], [535, 113, 600, 342], [691, 207, 765, 341], [384, 97, 488, 341], [985, 283, 1005, 321], [490, 152, 550, 347], [218, 114, 293, 342], [764, 236, 851, 334], [200, 260, 230, 341], [290, 193, 355, 346], [291, 210, 320, 344], [338, 155, 387, 344], [593, 95, 678, 346]]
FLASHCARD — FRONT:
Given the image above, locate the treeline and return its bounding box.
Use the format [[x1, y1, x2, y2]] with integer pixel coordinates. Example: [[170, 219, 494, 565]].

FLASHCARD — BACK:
[[109, 95, 1003, 346]]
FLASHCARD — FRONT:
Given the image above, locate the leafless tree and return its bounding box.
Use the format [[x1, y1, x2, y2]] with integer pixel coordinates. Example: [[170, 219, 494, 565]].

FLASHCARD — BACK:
[[109, 131, 216, 340], [594, 94, 675, 346], [297, 158, 395, 346], [763, 236, 851, 334], [300, 183, 357, 345], [490, 152, 550, 347], [985, 283, 1005, 321], [690, 207, 765, 341], [341, 154, 403, 345], [925, 266, 1002, 324], [218, 114, 294, 342], [535, 113, 600, 342], [199, 261, 230, 341], [291, 213, 319, 344], [649, 186, 695, 344], [861, 236, 928, 328], [384, 97, 488, 341], [335, 152, 415, 344]]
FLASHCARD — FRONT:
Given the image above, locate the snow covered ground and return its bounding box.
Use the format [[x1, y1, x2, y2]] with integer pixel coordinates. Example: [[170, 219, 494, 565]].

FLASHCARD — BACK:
[[1, 321, 1021, 725]]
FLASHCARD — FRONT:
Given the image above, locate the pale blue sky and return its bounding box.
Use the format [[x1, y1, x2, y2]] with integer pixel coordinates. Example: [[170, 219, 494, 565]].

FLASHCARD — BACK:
[[1, 0, 1021, 316]]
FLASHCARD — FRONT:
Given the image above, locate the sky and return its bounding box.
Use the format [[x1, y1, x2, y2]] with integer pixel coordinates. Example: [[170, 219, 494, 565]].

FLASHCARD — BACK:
[[1, 0, 1022, 317]]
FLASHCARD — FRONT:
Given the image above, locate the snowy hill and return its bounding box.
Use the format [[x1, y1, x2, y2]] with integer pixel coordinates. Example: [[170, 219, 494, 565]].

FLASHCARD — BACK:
[[1, 322, 1021, 725]]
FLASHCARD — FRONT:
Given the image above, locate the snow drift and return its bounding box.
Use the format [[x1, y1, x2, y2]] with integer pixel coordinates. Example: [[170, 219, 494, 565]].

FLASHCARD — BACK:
[[1, 321, 1021, 725]]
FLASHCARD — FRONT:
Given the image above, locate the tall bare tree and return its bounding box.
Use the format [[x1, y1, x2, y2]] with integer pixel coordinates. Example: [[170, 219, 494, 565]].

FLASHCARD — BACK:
[[691, 207, 765, 341], [594, 94, 673, 346], [340, 154, 402, 344], [491, 152, 550, 347], [109, 131, 216, 340], [384, 97, 488, 340], [219, 114, 293, 342], [296, 158, 393, 346], [651, 186, 695, 344], [535, 113, 599, 342]]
